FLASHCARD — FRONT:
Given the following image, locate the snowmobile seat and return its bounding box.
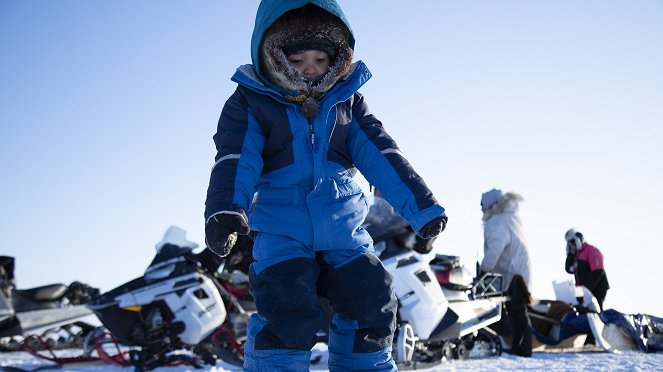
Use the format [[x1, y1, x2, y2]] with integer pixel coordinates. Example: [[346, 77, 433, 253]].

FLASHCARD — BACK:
[[430, 254, 460, 270], [12, 284, 69, 312], [434, 266, 472, 291], [15, 284, 68, 302]]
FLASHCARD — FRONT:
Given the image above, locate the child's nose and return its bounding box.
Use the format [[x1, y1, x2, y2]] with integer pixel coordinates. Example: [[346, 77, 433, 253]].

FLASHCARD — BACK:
[[303, 63, 317, 76]]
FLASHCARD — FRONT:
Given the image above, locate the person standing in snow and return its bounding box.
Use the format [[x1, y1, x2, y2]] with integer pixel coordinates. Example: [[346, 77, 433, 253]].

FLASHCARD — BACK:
[[480, 188, 532, 291], [204, 1, 447, 370], [564, 229, 610, 310]]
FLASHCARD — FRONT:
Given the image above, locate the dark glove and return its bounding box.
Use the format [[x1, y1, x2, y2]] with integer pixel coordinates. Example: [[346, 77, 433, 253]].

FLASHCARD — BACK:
[[413, 235, 437, 254], [418, 215, 448, 239], [205, 213, 249, 257], [565, 253, 577, 274]]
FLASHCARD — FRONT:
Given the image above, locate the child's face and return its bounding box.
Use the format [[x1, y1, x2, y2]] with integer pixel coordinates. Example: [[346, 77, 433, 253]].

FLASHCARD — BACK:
[[286, 50, 330, 80]]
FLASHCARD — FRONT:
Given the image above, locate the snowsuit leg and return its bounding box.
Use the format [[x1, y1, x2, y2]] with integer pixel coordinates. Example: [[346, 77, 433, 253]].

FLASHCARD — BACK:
[[244, 234, 322, 372], [244, 232, 397, 371], [318, 251, 397, 371]]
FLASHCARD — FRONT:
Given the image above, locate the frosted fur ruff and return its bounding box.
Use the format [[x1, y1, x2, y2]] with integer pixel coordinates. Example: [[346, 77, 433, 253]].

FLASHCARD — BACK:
[[482, 192, 524, 221], [260, 5, 353, 117]]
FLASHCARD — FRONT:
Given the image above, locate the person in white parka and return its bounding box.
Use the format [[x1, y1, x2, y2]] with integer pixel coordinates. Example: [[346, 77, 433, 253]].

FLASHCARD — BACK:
[[480, 188, 533, 291]]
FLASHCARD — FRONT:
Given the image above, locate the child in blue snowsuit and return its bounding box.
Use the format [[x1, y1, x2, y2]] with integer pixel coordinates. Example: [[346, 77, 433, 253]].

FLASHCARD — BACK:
[[204, 1, 447, 370]]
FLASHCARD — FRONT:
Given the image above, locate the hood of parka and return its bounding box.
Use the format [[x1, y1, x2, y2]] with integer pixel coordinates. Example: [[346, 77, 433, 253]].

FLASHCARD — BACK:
[[482, 192, 524, 221], [250, 0, 355, 115]]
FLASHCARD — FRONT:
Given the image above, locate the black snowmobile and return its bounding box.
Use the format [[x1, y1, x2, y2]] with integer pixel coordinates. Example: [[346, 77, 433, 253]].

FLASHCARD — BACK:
[[0, 255, 100, 351]]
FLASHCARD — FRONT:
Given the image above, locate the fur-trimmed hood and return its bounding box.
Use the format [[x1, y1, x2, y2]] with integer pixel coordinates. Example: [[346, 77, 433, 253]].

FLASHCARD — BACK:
[[250, 0, 355, 117], [482, 192, 524, 221]]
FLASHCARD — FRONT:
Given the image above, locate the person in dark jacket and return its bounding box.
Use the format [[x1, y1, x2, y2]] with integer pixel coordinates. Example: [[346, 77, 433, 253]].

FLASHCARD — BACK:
[[565, 229, 610, 310], [204, 1, 447, 370]]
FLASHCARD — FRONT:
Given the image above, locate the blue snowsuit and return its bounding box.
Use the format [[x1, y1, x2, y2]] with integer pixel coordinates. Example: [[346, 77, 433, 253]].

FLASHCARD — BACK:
[[205, 1, 446, 370]]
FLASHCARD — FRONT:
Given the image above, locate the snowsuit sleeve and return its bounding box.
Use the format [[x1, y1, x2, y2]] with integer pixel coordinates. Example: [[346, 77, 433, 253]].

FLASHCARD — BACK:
[[481, 218, 510, 272], [345, 93, 445, 234], [205, 88, 265, 222]]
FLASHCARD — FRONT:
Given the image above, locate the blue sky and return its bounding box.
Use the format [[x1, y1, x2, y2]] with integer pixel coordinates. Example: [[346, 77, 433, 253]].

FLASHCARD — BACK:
[[1, 1, 662, 316]]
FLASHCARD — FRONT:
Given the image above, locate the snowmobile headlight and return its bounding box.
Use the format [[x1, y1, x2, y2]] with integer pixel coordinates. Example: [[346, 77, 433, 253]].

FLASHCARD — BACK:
[[144, 263, 176, 282]]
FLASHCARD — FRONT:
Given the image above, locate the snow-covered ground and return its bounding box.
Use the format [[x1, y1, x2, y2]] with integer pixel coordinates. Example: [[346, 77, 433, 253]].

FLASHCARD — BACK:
[[2, 343, 662, 372]]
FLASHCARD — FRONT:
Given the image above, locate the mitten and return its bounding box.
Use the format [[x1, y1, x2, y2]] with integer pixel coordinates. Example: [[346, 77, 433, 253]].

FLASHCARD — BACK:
[[205, 213, 249, 257], [418, 215, 448, 239]]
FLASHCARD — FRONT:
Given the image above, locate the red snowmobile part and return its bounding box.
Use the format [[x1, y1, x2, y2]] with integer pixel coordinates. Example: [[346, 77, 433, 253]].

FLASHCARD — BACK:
[[212, 326, 244, 356], [94, 331, 131, 367], [21, 334, 100, 365]]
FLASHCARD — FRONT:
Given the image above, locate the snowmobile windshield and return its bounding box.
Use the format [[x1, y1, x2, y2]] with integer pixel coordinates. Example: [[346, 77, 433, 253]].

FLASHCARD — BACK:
[[144, 244, 196, 282], [362, 197, 411, 242]]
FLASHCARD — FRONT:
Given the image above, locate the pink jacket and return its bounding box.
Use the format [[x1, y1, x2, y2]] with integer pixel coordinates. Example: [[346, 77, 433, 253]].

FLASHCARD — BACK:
[[576, 243, 604, 271]]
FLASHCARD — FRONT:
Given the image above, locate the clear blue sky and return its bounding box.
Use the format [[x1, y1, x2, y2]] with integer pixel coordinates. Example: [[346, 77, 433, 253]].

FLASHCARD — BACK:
[[1, 1, 662, 316]]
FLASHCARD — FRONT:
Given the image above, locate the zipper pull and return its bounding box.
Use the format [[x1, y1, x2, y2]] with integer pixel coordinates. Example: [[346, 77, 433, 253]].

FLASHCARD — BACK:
[[308, 120, 315, 148]]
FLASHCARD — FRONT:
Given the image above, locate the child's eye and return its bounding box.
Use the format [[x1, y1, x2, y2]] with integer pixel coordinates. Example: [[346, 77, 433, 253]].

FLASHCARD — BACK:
[[316, 58, 327, 63], [288, 59, 303, 65]]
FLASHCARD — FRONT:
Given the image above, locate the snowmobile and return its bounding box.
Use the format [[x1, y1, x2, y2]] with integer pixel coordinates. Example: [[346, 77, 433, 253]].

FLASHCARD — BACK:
[[375, 235, 505, 367], [363, 198, 505, 368], [86, 226, 253, 370], [0, 255, 100, 351]]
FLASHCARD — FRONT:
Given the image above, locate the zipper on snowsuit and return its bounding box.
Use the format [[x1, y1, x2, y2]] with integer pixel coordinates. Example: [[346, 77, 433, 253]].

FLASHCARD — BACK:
[[308, 118, 315, 149]]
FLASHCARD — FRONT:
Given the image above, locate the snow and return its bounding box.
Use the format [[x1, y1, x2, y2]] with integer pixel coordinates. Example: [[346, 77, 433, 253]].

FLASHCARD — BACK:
[[2, 343, 662, 372]]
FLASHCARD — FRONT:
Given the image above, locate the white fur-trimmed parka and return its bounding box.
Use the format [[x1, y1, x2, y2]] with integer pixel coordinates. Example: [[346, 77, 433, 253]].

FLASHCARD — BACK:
[[480, 192, 532, 291]]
